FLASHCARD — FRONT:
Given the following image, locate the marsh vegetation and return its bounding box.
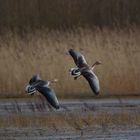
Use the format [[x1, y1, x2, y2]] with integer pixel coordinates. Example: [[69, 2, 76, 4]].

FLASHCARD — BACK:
[[0, 27, 140, 97]]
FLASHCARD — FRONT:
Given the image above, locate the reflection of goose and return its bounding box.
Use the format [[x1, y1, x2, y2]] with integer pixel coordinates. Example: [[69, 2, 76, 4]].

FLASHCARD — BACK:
[[25, 75, 60, 109], [69, 49, 101, 95]]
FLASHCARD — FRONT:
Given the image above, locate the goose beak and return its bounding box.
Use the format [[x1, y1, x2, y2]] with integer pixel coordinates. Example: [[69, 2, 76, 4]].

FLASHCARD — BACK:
[[50, 79, 59, 84], [96, 61, 102, 65], [53, 79, 58, 82]]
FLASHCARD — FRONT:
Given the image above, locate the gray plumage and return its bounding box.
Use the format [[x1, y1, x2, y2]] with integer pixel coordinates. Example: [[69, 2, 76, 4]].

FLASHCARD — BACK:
[[25, 75, 60, 109], [69, 49, 101, 95], [69, 49, 87, 68]]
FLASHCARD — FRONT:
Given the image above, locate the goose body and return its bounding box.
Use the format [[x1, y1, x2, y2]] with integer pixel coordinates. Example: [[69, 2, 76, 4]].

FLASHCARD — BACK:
[[25, 75, 60, 109], [69, 49, 101, 95]]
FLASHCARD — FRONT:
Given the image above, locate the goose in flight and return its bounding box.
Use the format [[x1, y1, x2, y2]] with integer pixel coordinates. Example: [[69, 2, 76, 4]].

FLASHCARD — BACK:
[[25, 74, 60, 109], [69, 49, 101, 95]]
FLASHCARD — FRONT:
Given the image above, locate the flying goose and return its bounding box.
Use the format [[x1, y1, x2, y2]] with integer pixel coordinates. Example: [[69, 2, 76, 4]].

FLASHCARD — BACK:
[[69, 49, 101, 95], [25, 75, 60, 109]]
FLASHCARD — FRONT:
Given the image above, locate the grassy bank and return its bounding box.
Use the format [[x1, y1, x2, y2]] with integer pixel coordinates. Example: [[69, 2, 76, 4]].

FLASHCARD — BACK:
[[0, 27, 140, 98]]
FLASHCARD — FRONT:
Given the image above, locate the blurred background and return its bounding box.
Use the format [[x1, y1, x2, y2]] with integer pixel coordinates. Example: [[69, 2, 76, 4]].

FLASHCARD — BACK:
[[0, 0, 140, 98]]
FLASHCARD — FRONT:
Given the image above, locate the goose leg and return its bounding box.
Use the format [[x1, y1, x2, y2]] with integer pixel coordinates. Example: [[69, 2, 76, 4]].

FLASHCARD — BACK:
[[74, 75, 81, 80], [74, 77, 78, 80]]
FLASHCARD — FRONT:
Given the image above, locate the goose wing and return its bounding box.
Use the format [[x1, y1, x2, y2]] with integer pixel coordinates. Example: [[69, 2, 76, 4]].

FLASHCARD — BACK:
[[29, 74, 41, 85], [82, 70, 100, 95], [69, 49, 87, 68], [35, 83, 60, 109]]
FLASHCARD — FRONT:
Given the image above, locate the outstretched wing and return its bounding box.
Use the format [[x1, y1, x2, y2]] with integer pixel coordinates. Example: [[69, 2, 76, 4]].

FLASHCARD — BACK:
[[29, 74, 41, 85], [69, 49, 87, 68], [36, 84, 60, 109], [82, 70, 100, 95]]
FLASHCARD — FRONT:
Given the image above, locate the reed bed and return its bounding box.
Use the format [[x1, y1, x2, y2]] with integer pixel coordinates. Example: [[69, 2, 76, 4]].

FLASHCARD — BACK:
[[0, 27, 140, 98]]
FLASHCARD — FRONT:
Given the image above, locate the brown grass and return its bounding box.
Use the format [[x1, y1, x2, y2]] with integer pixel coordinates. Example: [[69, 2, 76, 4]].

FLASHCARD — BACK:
[[0, 112, 140, 129], [0, 27, 140, 97]]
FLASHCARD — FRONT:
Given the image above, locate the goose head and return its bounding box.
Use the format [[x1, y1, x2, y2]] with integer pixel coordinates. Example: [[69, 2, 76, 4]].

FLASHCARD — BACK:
[[91, 61, 102, 70], [94, 61, 102, 65]]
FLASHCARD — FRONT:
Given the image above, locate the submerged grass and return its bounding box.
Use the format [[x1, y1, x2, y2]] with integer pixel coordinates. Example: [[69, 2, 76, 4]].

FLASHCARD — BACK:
[[0, 27, 140, 97]]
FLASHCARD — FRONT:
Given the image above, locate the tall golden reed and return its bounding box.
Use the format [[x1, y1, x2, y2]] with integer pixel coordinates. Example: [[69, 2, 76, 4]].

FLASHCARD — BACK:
[[0, 27, 140, 98]]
